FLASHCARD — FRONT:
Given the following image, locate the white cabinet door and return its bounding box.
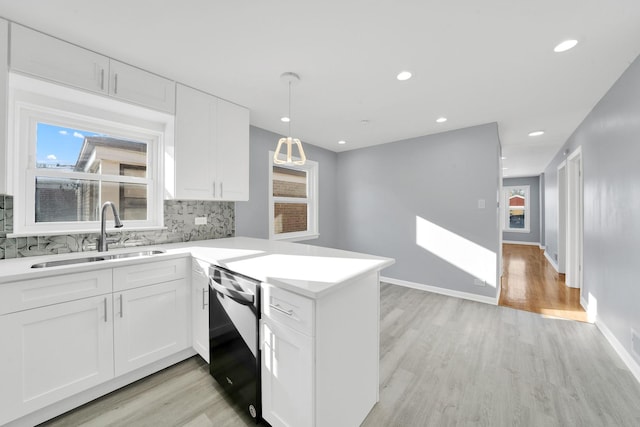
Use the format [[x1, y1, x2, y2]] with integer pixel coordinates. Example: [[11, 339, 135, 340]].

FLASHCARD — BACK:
[[113, 279, 189, 376], [0, 295, 114, 426], [217, 99, 250, 201], [261, 318, 313, 427], [0, 18, 8, 195], [175, 84, 217, 200], [192, 259, 210, 362], [109, 60, 175, 113], [174, 84, 249, 201], [10, 23, 109, 94]]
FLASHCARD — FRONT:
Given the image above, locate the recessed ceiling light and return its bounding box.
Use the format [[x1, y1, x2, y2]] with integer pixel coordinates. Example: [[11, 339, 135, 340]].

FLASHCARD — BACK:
[[554, 39, 578, 53], [502, 167, 509, 170], [436, 117, 447, 123], [338, 140, 346, 145], [501, 156, 507, 160], [528, 130, 545, 137], [280, 116, 290, 123], [396, 71, 412, 81]]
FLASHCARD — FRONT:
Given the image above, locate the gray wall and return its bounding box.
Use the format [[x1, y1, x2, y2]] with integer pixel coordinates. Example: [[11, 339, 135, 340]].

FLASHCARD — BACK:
[[543, 54, 640, 362], [336, 123, 501, 299], [502, 176, 540, 244], [235, 126, 339, 248]]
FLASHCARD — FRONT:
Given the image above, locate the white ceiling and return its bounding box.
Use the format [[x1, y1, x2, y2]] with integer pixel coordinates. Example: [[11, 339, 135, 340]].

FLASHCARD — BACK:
[[1, 0, 640, 177]]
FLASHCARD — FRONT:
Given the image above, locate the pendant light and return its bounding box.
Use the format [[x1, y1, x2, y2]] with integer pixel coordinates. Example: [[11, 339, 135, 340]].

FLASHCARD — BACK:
[[274, 72, 307, 166]]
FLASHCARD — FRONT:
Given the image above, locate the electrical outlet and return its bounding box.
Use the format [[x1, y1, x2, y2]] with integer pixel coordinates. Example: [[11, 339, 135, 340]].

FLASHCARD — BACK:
[[478, 199, 486, 209], [473, 278, 486, 287], [195, 217, 207, 225]]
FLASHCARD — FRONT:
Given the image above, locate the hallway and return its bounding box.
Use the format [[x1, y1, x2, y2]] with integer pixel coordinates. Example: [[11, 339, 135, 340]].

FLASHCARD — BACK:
[[499, 243, 588, 322]]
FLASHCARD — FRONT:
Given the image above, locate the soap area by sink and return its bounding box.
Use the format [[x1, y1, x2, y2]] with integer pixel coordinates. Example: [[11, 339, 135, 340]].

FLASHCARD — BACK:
[[30, 249, 166, 268]]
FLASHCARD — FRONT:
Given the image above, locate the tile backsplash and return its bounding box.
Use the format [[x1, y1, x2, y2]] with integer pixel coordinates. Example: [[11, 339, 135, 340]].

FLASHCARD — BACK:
[[0, 195, 234, 260]]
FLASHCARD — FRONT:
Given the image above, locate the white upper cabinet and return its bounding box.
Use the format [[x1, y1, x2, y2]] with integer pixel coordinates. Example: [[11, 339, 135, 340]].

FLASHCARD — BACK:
[[10, 23, 109, 94], [174, 84, 249, 201], [109, 60, 175, 113], [0, 18, 8, 195], [9, 24, 176, 113]]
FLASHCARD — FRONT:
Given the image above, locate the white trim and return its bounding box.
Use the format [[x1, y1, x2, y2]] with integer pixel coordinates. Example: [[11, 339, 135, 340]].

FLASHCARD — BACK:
[[539, 244, 545, 250], [502, 240, 540, 246], [580, 296, 588, 313], [543, 250, 559, 272], [268, 152, 319, 241], [595, 317, 640, 385], [381, 276, 498, 306]]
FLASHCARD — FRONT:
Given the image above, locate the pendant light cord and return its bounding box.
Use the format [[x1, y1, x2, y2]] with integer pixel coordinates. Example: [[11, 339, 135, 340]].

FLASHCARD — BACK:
[[288, 80, 292, 137]]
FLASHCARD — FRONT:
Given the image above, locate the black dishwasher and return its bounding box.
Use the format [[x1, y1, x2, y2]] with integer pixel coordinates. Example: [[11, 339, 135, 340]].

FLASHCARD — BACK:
[[209, 265, 262, 422]]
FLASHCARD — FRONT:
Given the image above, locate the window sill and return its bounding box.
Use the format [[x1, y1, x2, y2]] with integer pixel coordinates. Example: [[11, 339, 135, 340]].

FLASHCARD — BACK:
[[503, 228, 530, 234], [7, 226, 168, 238], [271, 233, 320, 243]]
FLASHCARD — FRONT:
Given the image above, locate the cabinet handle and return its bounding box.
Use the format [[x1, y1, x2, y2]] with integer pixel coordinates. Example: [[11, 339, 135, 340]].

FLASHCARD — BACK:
[[119, 294, 124, 318], [100, 68, 105, 90], [114, 73, 119, 94], [202, 288, 208, 310], [213, 181, 216, 198], [104, 297, 108, 322], [220, 182, 224, 199], [269, 303, 294, 317]]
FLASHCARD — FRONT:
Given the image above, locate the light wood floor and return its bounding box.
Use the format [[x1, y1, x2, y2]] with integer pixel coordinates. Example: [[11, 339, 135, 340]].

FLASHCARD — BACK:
[[42, 284, 640, 427], [499, 244, 588, 322]]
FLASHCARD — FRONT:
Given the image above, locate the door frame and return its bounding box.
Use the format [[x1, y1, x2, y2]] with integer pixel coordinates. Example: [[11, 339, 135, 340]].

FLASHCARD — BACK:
[[566, 147, 583, 290], [556, 161, 567, 273]]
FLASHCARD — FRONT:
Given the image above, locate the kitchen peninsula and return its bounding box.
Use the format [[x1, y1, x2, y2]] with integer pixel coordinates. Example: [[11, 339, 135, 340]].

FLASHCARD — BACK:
[[0, 237, 394, 427]]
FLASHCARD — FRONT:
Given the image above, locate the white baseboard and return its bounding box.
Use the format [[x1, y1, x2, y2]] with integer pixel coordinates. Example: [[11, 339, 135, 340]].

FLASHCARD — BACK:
[[539, 244, 546, 250], [503, 240, 541, 246], [595, 317, 640, 385], [381, 276, 498, 306], [543, 251, 560, 272]]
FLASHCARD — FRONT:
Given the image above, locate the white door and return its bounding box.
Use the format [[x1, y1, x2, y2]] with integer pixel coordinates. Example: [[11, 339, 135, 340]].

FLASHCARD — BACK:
[[216, 99, 250, 201], [114, 280, 189, 376], [261, 318, 313, 427], [557, 161, 567, 273], [192, 259, 210, 362], [109, 60, 176, 113], [0, 295, 114, 425], [10, 23, 109, 94], [566, 148, 583, 289], [175, 84, 217, 200]]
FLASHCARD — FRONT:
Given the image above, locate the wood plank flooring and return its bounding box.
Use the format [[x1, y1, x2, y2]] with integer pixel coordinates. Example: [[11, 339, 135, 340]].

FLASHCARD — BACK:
[[499, 243, 588, 322], [42, 284, 640, 427]]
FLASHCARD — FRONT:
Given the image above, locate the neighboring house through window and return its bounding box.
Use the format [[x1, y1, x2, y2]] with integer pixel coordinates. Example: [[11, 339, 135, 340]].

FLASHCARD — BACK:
[[268, 152, 318, 241], [503, 185, 530, 232]]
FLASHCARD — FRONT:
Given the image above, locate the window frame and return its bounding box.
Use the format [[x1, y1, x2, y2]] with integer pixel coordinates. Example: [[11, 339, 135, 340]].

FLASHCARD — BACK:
[[268, 151, 319, 242], [503, 185, 530, 233], [8, 73, 172, 236]]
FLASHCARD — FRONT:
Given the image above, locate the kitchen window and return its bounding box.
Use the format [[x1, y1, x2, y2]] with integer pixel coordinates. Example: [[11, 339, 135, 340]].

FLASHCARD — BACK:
[[503, 185, 530, 232], [9, 74, 173, 236], [268, 152, 318, 241]]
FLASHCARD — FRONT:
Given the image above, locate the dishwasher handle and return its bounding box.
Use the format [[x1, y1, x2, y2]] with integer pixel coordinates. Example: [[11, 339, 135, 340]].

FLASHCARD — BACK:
[[209, 276, 255, 306]]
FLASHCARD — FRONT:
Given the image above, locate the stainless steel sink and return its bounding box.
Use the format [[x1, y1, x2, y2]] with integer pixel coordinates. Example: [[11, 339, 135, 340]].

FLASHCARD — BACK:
[[31, 250, 166, 268]]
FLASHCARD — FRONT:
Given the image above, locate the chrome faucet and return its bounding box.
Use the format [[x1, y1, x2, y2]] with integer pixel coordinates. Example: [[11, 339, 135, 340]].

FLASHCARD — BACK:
[[98, 201, 123, 252]]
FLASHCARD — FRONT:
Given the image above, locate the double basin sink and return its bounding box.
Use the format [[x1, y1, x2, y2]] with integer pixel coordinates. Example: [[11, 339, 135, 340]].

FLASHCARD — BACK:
[[31, 250, 166, 269]]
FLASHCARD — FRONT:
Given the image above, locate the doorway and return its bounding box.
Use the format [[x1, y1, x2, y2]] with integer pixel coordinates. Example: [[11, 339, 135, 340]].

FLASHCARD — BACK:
[[566, 148, 583, 291]]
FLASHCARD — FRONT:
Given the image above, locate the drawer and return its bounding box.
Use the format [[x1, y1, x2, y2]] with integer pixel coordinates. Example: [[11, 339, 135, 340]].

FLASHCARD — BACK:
[[262, 283, 314, 336], [113, 258, 188, 291], [0, 269, 113, 315]]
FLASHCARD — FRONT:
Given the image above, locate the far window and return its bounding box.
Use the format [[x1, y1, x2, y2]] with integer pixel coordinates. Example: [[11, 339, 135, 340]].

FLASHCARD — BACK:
[[269, 153, 318, 241], [503, 185, 530, 232]]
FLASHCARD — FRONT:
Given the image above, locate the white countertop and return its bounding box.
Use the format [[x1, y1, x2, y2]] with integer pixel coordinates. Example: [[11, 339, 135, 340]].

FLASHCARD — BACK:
[[0, 237, 394, 298]]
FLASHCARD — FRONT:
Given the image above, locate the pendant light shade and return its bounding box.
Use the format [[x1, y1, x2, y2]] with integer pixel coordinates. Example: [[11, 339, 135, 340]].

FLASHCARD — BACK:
[[274, 72, 306, 166]]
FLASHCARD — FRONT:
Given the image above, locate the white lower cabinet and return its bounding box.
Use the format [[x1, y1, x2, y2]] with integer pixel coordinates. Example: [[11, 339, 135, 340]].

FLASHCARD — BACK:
[[0, 295, 114, 425], [0, 257, 191, 426], [191, 259, 210, 362], [114, 279, 189, 376], [261, 317, 313, 427]]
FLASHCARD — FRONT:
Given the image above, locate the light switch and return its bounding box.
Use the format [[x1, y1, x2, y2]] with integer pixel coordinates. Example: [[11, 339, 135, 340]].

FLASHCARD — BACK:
[[478, 199, 486, 209], [195, 217, 207, 225]]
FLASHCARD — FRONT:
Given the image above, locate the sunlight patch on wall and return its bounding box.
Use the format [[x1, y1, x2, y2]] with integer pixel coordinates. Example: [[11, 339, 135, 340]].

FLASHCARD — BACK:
[[416, 216, 496, 287]]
